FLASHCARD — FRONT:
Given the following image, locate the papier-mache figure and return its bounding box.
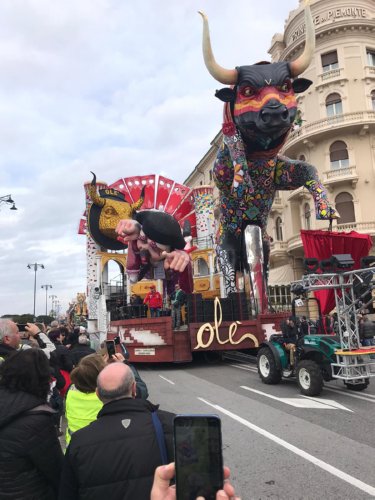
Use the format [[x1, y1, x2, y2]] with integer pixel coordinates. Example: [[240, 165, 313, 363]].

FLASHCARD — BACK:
[[198, 0, 338, 306], [87, 173, 193, 293]]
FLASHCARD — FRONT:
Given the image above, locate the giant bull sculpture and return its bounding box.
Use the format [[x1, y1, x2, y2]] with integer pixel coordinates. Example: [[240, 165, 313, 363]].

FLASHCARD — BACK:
[[199, 0, 337, 311]]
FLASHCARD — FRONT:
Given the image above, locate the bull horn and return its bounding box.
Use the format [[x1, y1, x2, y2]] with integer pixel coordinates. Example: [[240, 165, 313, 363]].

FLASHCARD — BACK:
[[198, 11, 238, 85], [131, 185, 145, 212], [88, 172, 106, 207], [289, 1, 315, 77]]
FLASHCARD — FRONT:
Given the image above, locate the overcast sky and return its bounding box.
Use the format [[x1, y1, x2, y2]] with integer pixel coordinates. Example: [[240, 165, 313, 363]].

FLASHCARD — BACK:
[[0, 0, 299, 317]]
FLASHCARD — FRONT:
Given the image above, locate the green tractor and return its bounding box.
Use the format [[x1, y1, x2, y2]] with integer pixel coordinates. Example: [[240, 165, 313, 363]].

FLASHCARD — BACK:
[[257, 255, 375, 396], [257, 333, 370, 397]]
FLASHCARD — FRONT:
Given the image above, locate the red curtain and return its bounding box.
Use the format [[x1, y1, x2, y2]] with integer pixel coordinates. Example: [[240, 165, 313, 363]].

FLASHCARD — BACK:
[[300, 230, 373, 315]]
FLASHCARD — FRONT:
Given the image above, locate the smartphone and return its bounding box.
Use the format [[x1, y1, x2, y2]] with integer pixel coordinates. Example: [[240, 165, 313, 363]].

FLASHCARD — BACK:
[[105, 340, 116, 358], [17, 324, 27, 332], [174, 415, 223, 500]]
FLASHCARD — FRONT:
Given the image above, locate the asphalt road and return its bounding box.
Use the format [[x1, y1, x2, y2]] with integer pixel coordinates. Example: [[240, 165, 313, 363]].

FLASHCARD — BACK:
[[138, 359, 375, 500]]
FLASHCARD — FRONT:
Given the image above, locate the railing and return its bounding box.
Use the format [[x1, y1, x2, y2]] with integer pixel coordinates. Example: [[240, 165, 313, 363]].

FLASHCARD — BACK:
[[324, 165, 358, 181], [270, 241, 288, 252], [334, 221, 375, 234], [364, 65, 375, 78], [285, 111, 375, 147], [194, 235, 215, 250], [320, 68, 342, 82]]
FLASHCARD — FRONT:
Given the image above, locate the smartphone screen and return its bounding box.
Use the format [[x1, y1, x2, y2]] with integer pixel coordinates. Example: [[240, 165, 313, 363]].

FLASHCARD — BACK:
[[106, 340, 116, 358], [174, 415, 223, 500], [17, 324, 27, 332]]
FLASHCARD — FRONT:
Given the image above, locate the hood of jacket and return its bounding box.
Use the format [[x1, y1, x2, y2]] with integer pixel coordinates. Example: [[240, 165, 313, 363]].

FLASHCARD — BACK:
[[0, 387, 45, 430]]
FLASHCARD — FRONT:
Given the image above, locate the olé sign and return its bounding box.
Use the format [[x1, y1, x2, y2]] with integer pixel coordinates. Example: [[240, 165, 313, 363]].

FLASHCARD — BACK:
[[194, 297, 259, 350]]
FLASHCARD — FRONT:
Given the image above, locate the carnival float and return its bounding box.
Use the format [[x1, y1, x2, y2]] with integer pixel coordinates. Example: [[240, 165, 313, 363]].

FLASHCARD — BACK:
[[77, 0, 375, 386]]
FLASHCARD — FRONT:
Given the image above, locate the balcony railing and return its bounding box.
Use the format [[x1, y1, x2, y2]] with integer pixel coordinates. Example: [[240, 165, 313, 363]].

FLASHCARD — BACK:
[[285, 111, 375, 149], [333, 221, 375, 234], [324, 165, 359, 188], [364, 65, 375, 79], [320, 68, 342, 82]]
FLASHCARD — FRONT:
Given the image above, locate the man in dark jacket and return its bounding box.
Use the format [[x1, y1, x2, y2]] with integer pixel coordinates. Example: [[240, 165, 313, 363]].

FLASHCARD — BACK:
[[281, 316, 299, 368], [68, 333, 95, 367], [59, 362, 174, 500]]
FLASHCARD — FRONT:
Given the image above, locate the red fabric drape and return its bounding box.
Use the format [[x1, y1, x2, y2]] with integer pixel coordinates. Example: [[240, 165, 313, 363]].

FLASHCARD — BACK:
[[300, 230, 373, 315]]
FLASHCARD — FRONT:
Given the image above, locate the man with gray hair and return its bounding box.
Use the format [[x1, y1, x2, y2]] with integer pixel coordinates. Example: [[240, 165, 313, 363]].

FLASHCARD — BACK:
[[59, 363, 174, 500], [0, 319, 21, 363]]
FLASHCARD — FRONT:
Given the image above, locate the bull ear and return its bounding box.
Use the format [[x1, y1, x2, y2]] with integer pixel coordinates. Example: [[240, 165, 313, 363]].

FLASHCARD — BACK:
[[215, 88, 236, 102], [292, 78, 313, 93]]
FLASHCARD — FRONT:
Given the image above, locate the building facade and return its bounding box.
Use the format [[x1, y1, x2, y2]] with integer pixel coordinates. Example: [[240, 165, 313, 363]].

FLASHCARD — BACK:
[[185, 0, 375, 313]]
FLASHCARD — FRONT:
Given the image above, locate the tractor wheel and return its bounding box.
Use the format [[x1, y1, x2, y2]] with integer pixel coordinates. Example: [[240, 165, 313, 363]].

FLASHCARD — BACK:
[[345, 379, 369, 392], [257, 347, 282, 384], [296, 360, 323, 396]]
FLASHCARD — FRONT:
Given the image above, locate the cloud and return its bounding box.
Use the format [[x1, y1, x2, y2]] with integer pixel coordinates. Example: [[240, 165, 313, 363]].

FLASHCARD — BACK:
[[0, 0, 298, 316]]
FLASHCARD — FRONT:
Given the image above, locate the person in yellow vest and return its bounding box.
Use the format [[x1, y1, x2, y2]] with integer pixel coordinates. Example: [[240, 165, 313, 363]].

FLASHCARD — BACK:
[[65, 354, 106, 446]]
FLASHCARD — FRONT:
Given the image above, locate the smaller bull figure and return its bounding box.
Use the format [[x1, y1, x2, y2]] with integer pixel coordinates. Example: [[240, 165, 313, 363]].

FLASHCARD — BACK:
[[199, 0, 337, 311]]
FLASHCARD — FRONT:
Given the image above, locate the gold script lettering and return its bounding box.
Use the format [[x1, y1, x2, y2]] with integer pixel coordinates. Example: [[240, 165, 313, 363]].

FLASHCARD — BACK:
[[195, 297, 259, 349]]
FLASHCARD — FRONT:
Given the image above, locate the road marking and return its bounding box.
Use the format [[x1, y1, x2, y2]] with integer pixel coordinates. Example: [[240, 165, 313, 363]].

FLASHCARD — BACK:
[[240, 386, 352, 411], [228, 363, 257, 372], [159, 375, 175, 385], [325, 384, 375, 400], [324, 386, 375, 403], [198, 398, 375, 497]]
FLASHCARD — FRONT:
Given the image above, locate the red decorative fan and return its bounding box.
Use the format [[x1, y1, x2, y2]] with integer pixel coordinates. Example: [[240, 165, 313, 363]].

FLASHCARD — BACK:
[[78, 175, 197, 237]]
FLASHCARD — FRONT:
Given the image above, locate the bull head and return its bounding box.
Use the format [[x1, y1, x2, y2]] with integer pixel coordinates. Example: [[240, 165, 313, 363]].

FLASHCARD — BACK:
[[88, 172, 145, 241], [199, 0, 315, 144]]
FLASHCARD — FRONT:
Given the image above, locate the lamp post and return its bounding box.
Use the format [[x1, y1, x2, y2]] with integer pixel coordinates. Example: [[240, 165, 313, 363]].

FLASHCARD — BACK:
[[41, 284, 53, 315], [49, 294, 57, 317], [0, 194, 17, 211], [27, 263, 44, 321]]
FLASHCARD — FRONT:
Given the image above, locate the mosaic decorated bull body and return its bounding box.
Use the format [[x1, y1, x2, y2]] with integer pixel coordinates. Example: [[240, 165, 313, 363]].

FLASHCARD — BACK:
[[199, 1, 337, 309]]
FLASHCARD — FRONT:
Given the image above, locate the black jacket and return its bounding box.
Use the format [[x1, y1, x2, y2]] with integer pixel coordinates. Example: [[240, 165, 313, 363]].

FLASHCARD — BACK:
[[0, 343, 17, 362], [0, 387, 63, 499], [59, 398, 174, 500], [68, 343, 96, 367]]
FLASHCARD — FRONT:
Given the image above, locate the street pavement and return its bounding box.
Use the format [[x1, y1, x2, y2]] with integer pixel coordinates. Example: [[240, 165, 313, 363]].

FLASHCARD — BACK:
[[138, 359, 375, 500]]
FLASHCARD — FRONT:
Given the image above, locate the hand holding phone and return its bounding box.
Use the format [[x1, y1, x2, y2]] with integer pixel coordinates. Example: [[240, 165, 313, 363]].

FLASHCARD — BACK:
[[105, 340, 116, 358], [174, 415, 223, 500]]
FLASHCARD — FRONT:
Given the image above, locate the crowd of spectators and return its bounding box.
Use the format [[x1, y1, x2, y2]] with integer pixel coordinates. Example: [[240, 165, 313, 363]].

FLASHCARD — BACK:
[[0, 318, 238, 499]]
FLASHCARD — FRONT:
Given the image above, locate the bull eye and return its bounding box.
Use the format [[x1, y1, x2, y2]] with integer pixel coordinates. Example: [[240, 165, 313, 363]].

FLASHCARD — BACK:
[[241, 86, 256, 98], [279, 80, 291, 93]]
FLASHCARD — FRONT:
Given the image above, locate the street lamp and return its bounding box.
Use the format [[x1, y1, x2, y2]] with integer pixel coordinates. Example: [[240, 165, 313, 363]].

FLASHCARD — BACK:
[[0, 194, 17, 211], [41, 284, 53, 315], [27, 263, 44, 321], [49, 294, 57, 317]]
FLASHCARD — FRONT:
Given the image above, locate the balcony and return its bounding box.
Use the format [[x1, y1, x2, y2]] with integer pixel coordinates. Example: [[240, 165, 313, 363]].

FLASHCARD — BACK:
[[333, 221, 375, 237], [316, 68, 348, 91], [287, 234, 303, 254], [287, 186, 310, 202], [363, 66, 375, 82], [284, 111, 375, 152], [324, 165, 359, 191], [270, 240, 288, 261]]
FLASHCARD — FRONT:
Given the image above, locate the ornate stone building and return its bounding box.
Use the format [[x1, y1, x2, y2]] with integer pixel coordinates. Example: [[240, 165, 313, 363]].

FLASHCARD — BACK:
[[185, 0, 375, 312]]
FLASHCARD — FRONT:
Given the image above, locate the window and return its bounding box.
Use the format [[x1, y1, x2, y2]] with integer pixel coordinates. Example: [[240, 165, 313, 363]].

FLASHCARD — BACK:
[[304, 203, 311, 230], [268, 285, 292, 311], [299, 154, 306, 162], [209, 170, 213, 181], [367, 49, 375, 67], [326, 93, 343, 117], [329, 141, 349, 169], [335, 192, 355, 224], [321, 51, 338, 72], [371, 90, 375, 111], [275, 217, 283, 241], [195, 258, 209, 276]]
